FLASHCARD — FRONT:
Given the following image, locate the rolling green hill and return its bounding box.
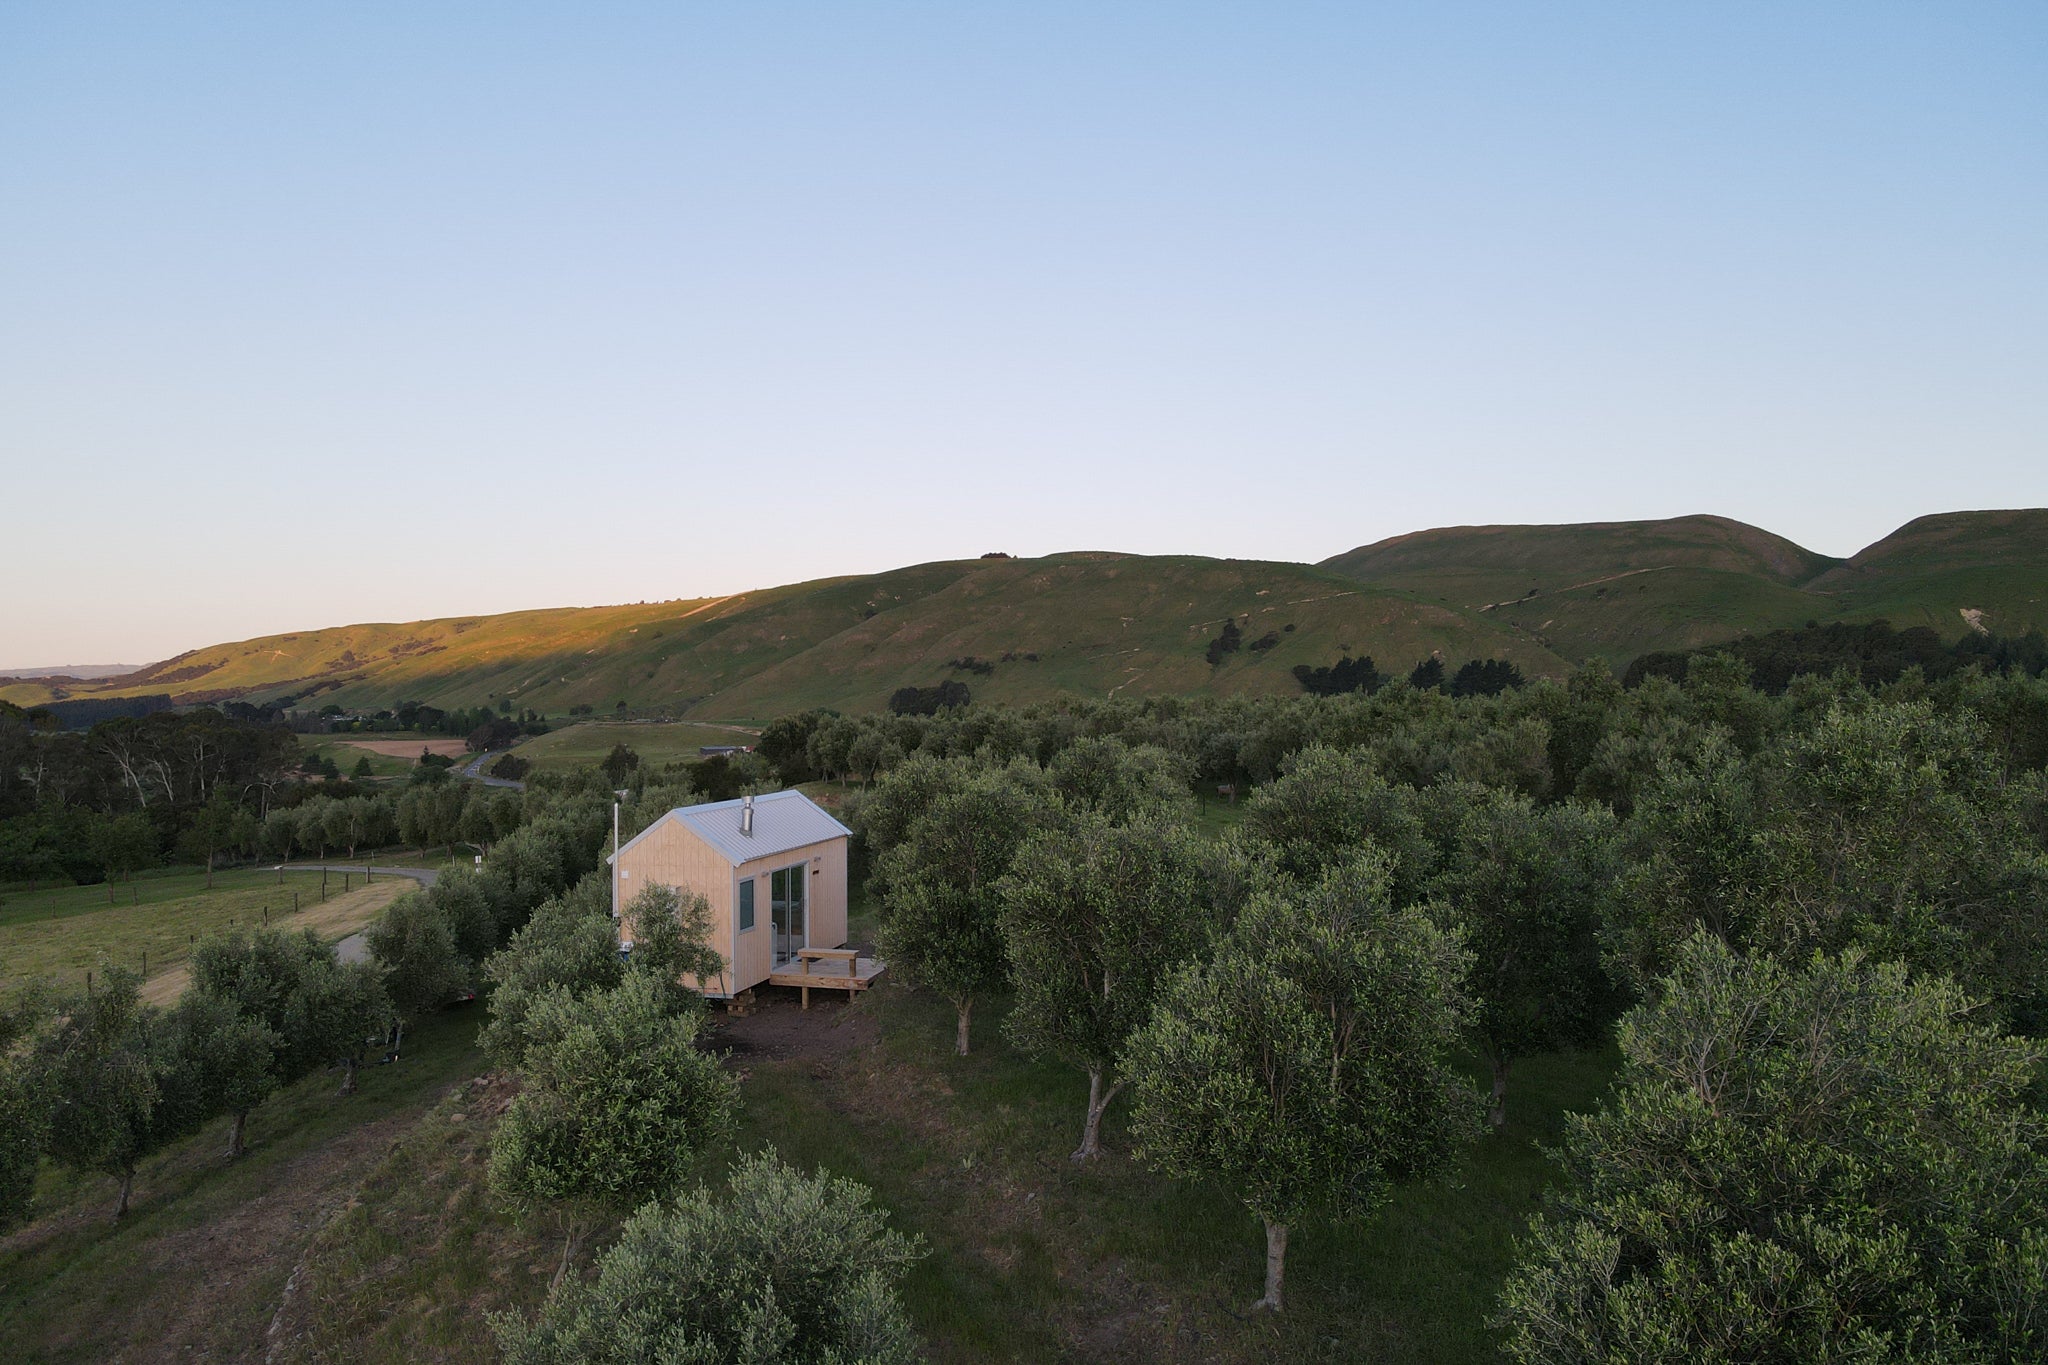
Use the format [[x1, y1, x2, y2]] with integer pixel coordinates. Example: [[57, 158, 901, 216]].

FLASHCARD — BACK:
[[10, 510, 2040, 718], [0, 554, 1563, 722], [1321, 514, 1839, 601], [1802, 509, 2048, 639], [1320, 510, 2048, 666]]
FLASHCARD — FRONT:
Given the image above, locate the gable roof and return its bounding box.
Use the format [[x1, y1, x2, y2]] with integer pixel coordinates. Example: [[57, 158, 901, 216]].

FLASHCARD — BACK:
[[609, 789, 851, 867]]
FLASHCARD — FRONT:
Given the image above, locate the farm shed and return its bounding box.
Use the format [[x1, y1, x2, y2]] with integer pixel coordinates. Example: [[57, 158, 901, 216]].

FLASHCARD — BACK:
[[610, 790, 879, 1001]]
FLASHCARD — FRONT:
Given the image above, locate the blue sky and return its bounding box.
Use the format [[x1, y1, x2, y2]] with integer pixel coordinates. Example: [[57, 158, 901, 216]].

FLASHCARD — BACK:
[[2, 3, 2042, 665]]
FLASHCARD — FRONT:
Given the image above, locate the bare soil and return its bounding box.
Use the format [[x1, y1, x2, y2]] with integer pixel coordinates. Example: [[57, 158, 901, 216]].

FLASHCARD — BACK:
[[708, 986, 883, 1063], [328, 738, 471, 759]]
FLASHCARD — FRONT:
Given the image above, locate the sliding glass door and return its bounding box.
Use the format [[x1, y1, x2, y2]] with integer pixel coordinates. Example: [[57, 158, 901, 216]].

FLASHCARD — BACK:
[[770, 864, 807, 966]]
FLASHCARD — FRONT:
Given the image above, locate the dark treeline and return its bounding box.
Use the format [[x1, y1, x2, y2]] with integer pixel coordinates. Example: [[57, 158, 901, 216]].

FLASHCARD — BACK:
[[1292, 653, 1526, 698], [1626, 619, 2048, 694], [763, 650, 2045, 806], [887, 679, 972, 716], [31, 695, 175, 730], [0, 702, 525, 892], [294, 698, 550, 751]]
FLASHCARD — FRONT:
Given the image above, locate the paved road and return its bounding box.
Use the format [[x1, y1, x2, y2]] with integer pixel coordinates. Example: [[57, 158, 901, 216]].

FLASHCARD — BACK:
[[275, 863, 440, 964], [460, 750, 526, 790]]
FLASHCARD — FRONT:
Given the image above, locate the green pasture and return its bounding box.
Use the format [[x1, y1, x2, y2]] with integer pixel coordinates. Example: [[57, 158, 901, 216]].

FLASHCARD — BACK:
[[503, 720, 761, 773], [0, 866, 397, 993], [297, 736, 416, 778]]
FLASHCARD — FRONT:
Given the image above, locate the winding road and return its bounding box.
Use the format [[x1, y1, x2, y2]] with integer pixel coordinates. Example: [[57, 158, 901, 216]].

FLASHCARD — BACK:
[[460, 751, 527, 789]]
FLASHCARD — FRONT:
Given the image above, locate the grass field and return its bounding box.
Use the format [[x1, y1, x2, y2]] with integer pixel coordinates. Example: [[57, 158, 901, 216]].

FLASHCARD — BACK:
[[0, 867, 413, 997], [504, 720, 762, 774], [0, 1009, 488, 1365], [297, 736, 415, 778]]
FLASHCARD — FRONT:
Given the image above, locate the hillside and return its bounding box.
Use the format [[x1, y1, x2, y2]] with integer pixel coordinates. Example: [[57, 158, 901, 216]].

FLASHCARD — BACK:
[[1320, 510, 2048, 666], [1321, 515, 1839, 600], [0, 554, 1564, 722], [1803, 509, 2048, 639], [10, 511, 2039, 715]]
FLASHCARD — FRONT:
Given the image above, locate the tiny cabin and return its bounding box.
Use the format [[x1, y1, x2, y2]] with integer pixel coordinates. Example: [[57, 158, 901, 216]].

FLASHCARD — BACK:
[[610, 790, 870, 999]]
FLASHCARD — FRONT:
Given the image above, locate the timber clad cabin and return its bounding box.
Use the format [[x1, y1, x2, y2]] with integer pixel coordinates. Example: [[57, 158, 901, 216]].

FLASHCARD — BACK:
[[609, 790, 882, 1003]]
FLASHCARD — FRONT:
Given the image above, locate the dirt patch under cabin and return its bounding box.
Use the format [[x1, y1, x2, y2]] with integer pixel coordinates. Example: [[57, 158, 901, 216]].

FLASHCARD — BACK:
[[707, 986, 882, 1063]]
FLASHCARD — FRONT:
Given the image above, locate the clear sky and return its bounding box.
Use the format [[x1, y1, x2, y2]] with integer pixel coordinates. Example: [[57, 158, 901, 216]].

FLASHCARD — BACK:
[[2, 3, 2042, 666]]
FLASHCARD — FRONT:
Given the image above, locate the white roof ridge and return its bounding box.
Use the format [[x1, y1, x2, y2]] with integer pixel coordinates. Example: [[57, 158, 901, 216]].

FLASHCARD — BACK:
[[608, 789, 850, 867]]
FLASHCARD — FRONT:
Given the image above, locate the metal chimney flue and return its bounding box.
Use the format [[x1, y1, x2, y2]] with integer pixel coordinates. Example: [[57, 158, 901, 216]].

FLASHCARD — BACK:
[[740, 793, 754, 837]]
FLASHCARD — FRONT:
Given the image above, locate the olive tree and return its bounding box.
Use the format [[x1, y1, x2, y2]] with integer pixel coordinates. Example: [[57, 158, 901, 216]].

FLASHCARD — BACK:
[[1430, 794, 1624, 1127], [998, 815, 1212, 1159], [284, 957, 391, 1096], [367, 891, 471, 1029], [0, 984, 51, 1232], [1127, 852, 1480, 1311], [620, 881, 726, 1010], [155, 991, 278, 1159], [1045, 736, 1196, 823], [1240, 746, 1438, 900], [479, 876, 626, 1068], [495, 1150, 923, 1365], [1612, 703, 2048, 1027], [38, 969, 165, 1218], [875, 770, 1051, 1054], [1497, 934, 2048, 1363], [488, 973, 738, 1282]]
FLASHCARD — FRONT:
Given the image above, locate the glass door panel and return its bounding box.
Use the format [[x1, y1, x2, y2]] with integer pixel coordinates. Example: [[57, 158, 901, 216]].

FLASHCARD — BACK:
[[770, 865, 808, 966]]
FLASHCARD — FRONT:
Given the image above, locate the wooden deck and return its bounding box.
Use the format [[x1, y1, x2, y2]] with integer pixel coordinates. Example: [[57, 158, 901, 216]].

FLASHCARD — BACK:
[[767, 948, 888, 1008]]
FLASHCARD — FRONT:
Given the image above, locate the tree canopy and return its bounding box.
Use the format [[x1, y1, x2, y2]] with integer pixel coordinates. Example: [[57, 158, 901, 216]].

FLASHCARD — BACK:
[[1498, 934, 2048, 1363]]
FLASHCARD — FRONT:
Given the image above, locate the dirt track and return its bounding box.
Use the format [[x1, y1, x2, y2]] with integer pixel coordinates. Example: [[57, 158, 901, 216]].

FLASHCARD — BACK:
[[138, 880, 411, 1006]]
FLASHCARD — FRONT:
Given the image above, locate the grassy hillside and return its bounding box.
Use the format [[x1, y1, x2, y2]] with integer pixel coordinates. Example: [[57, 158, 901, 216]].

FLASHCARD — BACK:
[[6, 512, 2037, 713], [663, 554, 1564, 722], [1477, 567, 1833, 666], [507, 721, 762, 773], [0, 600, 718, 711], [1321, 514, 1839, 602], [1, 555, 1563, 722], [1320, 510, 2048, 666], [1803, 509, 2048, 638]]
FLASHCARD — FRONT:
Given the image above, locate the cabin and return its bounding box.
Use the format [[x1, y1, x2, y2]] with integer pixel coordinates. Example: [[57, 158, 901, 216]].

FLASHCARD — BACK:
[[609, 790, 882, 1004]]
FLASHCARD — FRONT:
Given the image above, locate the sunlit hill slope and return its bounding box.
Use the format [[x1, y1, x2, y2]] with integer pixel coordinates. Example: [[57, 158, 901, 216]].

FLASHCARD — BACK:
[[2, 555, 1563, 722], [10, 510, 2040, 719]]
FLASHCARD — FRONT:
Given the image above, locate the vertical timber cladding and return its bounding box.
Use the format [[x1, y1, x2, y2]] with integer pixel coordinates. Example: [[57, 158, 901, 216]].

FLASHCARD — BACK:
[[729, 838, 847, 991], [614, 804, 849, 997]]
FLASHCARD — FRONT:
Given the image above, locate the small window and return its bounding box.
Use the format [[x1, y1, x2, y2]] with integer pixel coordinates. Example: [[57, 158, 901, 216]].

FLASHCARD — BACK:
[[738, 878, 756, 932]]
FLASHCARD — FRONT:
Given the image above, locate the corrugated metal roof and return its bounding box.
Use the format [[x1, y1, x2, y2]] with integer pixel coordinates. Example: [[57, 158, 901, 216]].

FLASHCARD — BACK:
[[610, 789, 851, 867]]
